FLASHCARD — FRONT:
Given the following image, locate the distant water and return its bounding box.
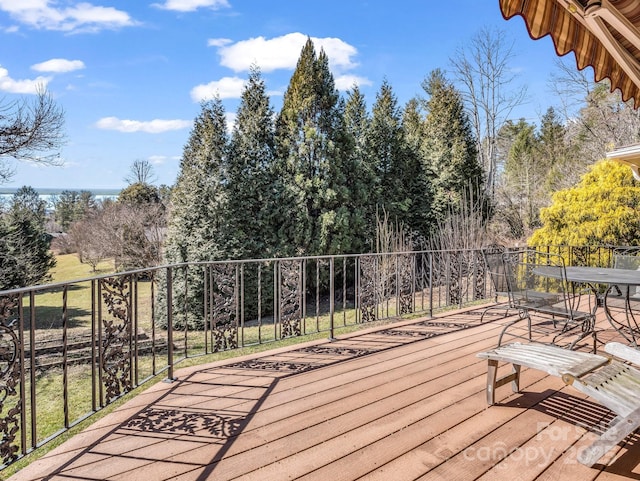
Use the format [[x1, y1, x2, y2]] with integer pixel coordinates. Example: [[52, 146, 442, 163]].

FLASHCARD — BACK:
[[0, 188, 120, 208]]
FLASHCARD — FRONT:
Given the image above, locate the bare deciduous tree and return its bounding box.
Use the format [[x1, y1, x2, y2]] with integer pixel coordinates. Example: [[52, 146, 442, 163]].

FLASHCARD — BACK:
[[0, 87, 65, 182], [450, 26, 527, 201], [550, 58, 640, 166], [124, 158, 157, 185], [70, 201, 166, 272]]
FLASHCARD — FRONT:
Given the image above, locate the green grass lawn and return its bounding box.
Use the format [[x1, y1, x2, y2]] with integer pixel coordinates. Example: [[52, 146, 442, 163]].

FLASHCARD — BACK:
[[50, 253, 115, 282]]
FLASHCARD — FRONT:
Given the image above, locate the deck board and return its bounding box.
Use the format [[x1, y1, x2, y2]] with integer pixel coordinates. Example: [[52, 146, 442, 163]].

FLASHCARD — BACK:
[[7, 302, 640, 481]]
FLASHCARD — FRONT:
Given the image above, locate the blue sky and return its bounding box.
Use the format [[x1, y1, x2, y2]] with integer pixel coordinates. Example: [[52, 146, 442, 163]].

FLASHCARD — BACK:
[[1, 0, 571, 191]]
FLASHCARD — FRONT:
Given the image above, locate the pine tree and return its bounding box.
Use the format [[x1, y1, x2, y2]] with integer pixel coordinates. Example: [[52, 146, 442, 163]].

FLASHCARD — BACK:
[[506, 120, 540, 229], [53, 190, 96, 232], [344, 85, 376, 250], [227, 65, 276, 259], [344, 86, 370, 150], [402, 98, 433, 238], [0, 186, 55, 289], [536, 107, 576, 192], [274, 38, 355, 255], [422, 69, 483, 224], [161, 97, 228, 328], [365, 80, 429, 238]]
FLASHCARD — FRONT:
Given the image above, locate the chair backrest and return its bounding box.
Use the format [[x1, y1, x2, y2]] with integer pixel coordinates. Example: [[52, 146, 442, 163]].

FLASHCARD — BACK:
[[610, 250, 640, 344], [611, 246, 640, 268], [613, 254, 640, 270], [613, 252, 640, 299], [505, 250, 574, 318], [483, 248, 508, 300]]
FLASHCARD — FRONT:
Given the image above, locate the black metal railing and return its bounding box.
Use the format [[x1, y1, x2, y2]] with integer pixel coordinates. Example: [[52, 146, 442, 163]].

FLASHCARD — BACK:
[[0, 245, 620, 468]]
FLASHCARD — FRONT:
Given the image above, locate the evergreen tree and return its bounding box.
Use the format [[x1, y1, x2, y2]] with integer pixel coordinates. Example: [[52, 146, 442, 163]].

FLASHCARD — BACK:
[[118, 182, 161, 205], [506, 120, 540, 229], [0, 186, 55, 290], [365, 80, 429, 238], [226, 65, 276, 259], [536, 107, 576, 192], [53, 190, 96, 232], [344, 85, 376, 250], [344, 86, 370, 151], [402, 98, 424, 155], [162, 97, 228, 328], [402, 98, 433, 238], [496, 116, 561, 235], [422, 69, 483, 224], [274, 38, 355, 255]]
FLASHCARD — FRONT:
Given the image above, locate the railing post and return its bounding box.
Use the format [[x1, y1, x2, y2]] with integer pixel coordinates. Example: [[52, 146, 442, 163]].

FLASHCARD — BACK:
[[62, 286, 69, 428], [329, 257, 336, 341], [18, 294, 26, 456], [28, 291, 37, 451], [395, 254, 400, 317], [429, 251, 434, 317], [165, 266, 175, 382]]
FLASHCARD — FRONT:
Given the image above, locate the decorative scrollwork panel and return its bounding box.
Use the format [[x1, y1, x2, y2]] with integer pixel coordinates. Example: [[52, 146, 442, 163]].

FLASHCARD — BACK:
[[100, 276, 133, 403], [279, 260, 302, 338], [397, 253, 414, 315], [439, 252, 461, 306], [359, 256, 377, 323], [0, 295, 21, 466], [210, 264, 238, 352]]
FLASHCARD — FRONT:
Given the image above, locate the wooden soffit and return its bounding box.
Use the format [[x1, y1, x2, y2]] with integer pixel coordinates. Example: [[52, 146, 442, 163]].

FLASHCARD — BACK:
[[499, 0, 640, 108]]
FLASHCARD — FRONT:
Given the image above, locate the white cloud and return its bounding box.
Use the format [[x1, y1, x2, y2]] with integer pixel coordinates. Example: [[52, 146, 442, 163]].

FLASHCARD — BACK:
[[32, 58, 85, 73], [190, 76, 245, 102], [334, 74, 373, 91], [215, 32, 359, 73], [207, 37, 232, 47], [0, 66, 50, 94], [152, 0, 229, 12], [0, 0, 136, 32], [95, 117, 191, 133]]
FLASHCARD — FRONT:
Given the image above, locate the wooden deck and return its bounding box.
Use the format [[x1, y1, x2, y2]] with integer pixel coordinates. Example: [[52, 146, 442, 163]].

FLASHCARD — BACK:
[[7, 303, 640, 480]]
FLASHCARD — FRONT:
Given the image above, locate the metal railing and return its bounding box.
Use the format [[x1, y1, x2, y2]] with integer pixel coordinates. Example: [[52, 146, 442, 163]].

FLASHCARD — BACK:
[[0, 245, 620, 468]]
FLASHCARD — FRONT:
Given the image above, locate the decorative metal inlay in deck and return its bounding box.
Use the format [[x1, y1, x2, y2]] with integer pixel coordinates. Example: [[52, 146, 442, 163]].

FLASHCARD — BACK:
[[417, 321, 472, 330], [379, 329, 440, 338], [225, 359, 319, 374], [225, 319, 477, 377], [297, 346, 373, 357], [124, 407, 243, 438], [379, 321, 472, 338]]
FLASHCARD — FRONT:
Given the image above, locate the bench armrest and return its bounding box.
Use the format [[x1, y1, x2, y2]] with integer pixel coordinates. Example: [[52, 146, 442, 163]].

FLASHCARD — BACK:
[[605, 342, 640, 366]]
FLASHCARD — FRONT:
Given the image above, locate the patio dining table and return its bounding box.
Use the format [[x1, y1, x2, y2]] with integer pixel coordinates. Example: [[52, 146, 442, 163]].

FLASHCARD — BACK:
[[536, 266, 640, 346]]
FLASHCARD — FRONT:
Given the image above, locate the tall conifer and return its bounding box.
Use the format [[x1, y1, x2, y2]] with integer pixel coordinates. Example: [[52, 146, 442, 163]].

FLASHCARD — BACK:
[[0, 186, 55, 289], [365, 80, 429, 237], [422, 69, 483, 223], [274, 38, 354, 255], [344, 86, 376, 250], [227, 65, 276, 259], [162, 97, 228, 328]]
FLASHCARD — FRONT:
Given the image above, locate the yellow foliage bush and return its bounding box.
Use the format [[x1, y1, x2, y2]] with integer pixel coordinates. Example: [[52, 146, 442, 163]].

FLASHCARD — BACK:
[[529, 160, 640, 247]]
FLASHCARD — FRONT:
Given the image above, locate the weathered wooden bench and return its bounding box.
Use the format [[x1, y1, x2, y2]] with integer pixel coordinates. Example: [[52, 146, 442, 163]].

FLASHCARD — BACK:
[[477, 342, 640, 467]]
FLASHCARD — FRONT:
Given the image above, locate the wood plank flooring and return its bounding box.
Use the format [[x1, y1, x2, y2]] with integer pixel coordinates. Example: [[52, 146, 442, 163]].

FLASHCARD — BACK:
[[7, 303, 640, 480]]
